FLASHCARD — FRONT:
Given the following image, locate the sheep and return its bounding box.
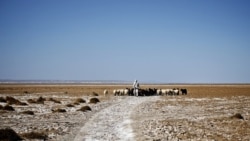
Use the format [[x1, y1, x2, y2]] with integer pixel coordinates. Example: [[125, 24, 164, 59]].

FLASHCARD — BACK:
[[173, 88, 179, 95], [157, 89, 162, 95], [104, 89, 108, 96]]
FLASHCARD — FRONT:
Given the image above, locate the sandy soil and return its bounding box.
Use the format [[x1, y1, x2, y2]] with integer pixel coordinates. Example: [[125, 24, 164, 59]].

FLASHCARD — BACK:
[[0, 84, 250, 141]]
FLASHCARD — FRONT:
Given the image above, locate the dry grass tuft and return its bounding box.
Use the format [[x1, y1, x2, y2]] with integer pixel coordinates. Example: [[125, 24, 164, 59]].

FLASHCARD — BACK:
[[36, 97, 46, 104], [48, 98, 61, 104], [21, 110, 34, 115], [92, 92, 99, 96], [6, 96, 28, 106], [2, 105, 15, 111], [52, 108, 66, 113], [77, 106, 91, 112], [231, 113, 244, 120], [66, 103, 74, 107], [27, 99, 36, 104], [75, 98, 86, 103], [89, 98, 100, 104], [0, 128, 23, 141], [21, 131, 47, 140], [0, 97, 7, 103]]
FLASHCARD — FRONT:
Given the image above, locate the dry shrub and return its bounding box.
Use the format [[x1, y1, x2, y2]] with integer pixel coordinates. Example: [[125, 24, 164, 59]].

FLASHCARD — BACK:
[[66, 103, 74, 107], [52, 108, 66, 113], [23, 91, 29, 94], [48, 98, 61, 104], [27, 99, 36, 104], [73, 102, 80, 105], [0, 97, 7, 103], [21, 110, 34, 115], [231, 113, 244, 120], [75, 98, 86, 103], [77, 106, 91, 112], [92, 92, 99, 96], [89, 98, 100, 104], [6, 96, 27, 106], [36, 97, 46, 104], [3, 105, 15, 111], [21, 131, 47, 140], [0, 128, 23, 141]]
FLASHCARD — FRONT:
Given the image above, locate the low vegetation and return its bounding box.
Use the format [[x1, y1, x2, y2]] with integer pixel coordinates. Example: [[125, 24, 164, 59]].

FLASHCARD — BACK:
[[77, 106, 91, 112], [75, 98, 86, 103], [0, 97, 7, 103], [2, 105, 15, 111], [21, 110, 35, 115], [92, 92, 99, 96], [0, 128, 23, 141], [231, 113, 244, 120], [48, 98, 61, 104], [89, 98, 100, 104], [6, 96, 28, 105], [66, 103, 74, 107], [21, 131, 48, 140], [52, 108, 66, 113]]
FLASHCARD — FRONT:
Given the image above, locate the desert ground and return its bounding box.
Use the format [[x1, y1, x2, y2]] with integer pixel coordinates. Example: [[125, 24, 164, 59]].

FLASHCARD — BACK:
[[0, 84, 250, 141]]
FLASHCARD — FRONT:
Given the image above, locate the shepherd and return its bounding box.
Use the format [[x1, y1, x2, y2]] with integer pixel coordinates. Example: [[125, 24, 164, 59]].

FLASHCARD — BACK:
[[133, 80, 140, 97]]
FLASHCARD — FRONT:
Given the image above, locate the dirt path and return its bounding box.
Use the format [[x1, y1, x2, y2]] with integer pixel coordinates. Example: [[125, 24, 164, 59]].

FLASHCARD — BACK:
[[74, 96, 160, 141]]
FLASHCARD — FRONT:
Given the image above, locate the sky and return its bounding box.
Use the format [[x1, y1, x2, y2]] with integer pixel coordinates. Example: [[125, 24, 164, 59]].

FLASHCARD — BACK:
[[0, 0, 250, 83]]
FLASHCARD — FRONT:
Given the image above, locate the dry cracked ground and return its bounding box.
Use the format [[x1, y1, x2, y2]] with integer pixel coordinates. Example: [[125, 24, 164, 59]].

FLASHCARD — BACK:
[[1, 85, 250, 141]]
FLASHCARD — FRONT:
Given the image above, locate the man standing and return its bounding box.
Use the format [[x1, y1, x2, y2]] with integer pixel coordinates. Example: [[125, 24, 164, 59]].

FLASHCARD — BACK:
[[133, 80, 140, 96]]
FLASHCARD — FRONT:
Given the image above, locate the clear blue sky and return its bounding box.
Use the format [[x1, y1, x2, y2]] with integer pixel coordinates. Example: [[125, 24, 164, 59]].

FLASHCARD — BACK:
[[0, 0, 250, 83]]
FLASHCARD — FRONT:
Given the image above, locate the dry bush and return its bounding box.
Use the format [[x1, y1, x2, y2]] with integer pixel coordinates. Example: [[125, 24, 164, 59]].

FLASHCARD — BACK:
[[89, 98, 100, 104], [52, 108, 66, 113], [21, 110, 34, 115], [75, 98, 86, 103], [6, 96, 28, 106], [231, 113, 244, 120], [92, 92, 99, 96], [0, 97, 7, 103], [77, 106, 91, 112], [21, 131, 47, 140], [0, 128, 23, 141], [23, 91, 29, 94], [2, 105, 15, 111], [73, 102, 80, 105], [66, 103, 74, 107], [48, 98, 61, 104], [36, 97, 46, 104], [27, 99, 36, 104]]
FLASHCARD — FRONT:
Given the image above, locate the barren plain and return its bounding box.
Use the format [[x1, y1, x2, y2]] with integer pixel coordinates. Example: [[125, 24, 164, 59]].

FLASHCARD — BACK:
[[0, 84, 250, 141]]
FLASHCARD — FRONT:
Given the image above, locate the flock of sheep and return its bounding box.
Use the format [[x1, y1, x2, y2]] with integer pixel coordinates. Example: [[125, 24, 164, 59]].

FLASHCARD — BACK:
[[104, 88, 187, 96]]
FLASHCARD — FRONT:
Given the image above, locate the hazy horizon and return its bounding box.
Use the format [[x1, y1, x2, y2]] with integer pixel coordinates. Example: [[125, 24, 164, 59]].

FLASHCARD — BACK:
[[1, 0, 250, 83]]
